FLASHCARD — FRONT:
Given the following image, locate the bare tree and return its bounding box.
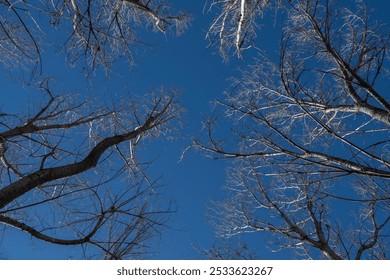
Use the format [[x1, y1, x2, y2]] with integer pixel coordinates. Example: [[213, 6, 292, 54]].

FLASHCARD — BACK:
[[198, 0, 390, 259], [0, 84, 182, 259], [0, 0, 187, 259], [0, 0, 190, 74]]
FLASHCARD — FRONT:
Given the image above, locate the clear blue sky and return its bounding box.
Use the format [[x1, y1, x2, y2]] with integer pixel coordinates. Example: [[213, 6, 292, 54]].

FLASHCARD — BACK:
[[0, 0, 388, 260]]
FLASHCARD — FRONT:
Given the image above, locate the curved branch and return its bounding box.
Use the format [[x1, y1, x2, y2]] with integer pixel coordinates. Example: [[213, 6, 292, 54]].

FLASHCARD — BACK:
[[0, 100, 171, 209], [0, 213, 103, 245]]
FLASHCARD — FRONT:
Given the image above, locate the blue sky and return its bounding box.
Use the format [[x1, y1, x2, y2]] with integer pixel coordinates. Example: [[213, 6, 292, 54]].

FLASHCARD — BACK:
[[0, 0, 389, 260]]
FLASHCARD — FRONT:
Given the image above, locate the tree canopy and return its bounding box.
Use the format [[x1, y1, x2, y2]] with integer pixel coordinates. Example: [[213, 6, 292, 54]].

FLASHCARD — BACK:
[[0, 0, 389, 260], [198, 0, 390, 259], [0, 0, 186, 259]]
